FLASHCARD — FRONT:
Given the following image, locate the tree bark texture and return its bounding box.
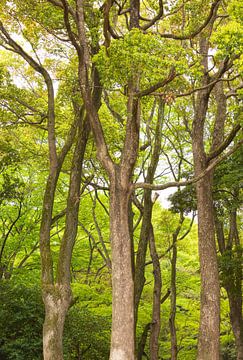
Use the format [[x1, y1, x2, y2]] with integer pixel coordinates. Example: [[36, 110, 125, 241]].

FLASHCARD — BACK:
[[192, 88, 220, 360], [42, 284, 72, 360], [42, 110, 89, 359], [192, 19, 222, 356], [192, 85, 220, 360], [109, 170, 135, 360], [195, 172, 220, 360]]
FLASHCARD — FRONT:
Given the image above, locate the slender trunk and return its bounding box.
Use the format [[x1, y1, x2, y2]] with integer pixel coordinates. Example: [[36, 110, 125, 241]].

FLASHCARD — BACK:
[[169, 232, 178, 360], [109, 171, 135, 360], [42, 284, 72, 360], [231, 209, 243, 360], [134, 100, 164, 326], [137, 323, 151, 360], [226, 288, 243, 360], [149, 226, 162, 360], [42, 108, 89, 360], [169, 213, 184, 360], [215, 209, 243, 360], [134, 192, 153, 324]]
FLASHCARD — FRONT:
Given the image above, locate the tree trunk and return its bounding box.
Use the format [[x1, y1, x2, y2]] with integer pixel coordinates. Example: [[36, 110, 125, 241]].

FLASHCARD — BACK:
[[149, 226, 162, 360], [215, 208, 243, 360], [228, 209, 243, 360], [192, 30, 221, 356], [137, 323, 151, 360], [134, 190, 153, 324], [41, 107, 89, 360], [192, 85, 220, 359], [195, 172, 220, 360], [134, 100, 164, 326], [227, 288, 243, 360], [109, 171, 135, 360], [169, 213, 184, 360], [169, 232, 178, 360], [42, 284, 72, 360]]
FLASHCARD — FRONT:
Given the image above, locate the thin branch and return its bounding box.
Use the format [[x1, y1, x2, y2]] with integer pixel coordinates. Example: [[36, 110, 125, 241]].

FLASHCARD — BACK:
[[156, 0, 221, 40], [133, 139, 243, 191], [141, 0, 164, 30], [136, 68, 176, 98], [207, 125, 242, 162], [0, 202, 22, 263]]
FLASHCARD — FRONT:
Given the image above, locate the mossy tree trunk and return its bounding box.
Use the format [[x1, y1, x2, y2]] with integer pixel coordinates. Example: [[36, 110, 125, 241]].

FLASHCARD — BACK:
[[109, 171, 135, 360], [42, 285, 72, 360]]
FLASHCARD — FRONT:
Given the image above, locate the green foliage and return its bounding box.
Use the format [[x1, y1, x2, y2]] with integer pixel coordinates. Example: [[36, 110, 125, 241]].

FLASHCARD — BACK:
[[64, 306, 110, 360], [168, 185, 197, 214], [94, 29, 187, 89], [0, 281, 111, 360], [218, 246, 243, 291], [212, 1, 243, 59], [0, 0, 242, 358], [0, 138, 24, 204], [0, 281, 44, 360]]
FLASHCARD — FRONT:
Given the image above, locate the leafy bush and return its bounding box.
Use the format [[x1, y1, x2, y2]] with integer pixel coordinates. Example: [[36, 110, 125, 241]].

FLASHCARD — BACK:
[[64, 305, 110, 360], [0, 281, 44, 360]]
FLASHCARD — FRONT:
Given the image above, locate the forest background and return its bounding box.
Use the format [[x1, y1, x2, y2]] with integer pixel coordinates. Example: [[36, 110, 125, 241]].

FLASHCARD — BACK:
[[0, 0, 242, 359]]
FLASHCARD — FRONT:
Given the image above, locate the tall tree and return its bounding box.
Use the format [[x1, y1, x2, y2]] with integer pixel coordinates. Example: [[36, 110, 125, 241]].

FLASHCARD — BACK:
[[0, 7, 98, 358]]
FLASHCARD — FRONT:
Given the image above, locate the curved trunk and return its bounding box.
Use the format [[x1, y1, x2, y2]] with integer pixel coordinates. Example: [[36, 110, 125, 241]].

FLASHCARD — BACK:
[[109, 173, 135, 360], [42, 284, 72, 360], [41, 110, 89, 360]]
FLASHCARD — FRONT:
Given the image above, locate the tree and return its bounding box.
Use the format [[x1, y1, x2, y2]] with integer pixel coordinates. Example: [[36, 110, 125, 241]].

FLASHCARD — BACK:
[[0, 1, 242, 359], [0, 5, 94, 358], [214, 148, 243, 360]]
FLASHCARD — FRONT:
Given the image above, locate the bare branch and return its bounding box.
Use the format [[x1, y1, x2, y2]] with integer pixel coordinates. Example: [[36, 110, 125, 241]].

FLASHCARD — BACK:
[[133, 139, 243, 191], [207, 124, 241, 163]]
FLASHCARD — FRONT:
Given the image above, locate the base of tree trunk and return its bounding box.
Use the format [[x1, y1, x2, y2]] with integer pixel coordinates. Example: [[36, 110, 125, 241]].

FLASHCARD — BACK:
[[42, 284, 72, 360]]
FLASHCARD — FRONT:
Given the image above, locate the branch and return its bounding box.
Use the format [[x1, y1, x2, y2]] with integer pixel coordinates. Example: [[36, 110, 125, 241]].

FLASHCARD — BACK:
[[141, 0, 164, 30], [0, 20, 58, 166], [60, 0, 81, 55], [136, 67, 176, 98], [47, 0, 76, 18], [179, 212, 196, 241], [0, 203, 22, 263], [161, 288, 171, 304], [151, 75, 239, 99], [207, 125, 242, 163], [75, 0, 114, 176], [78, 221, 111, 269], [226, 82, 243, 98], [133, 139, 243, 191], [17, 240, 39, 268], [156, 0, 221, 40]]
